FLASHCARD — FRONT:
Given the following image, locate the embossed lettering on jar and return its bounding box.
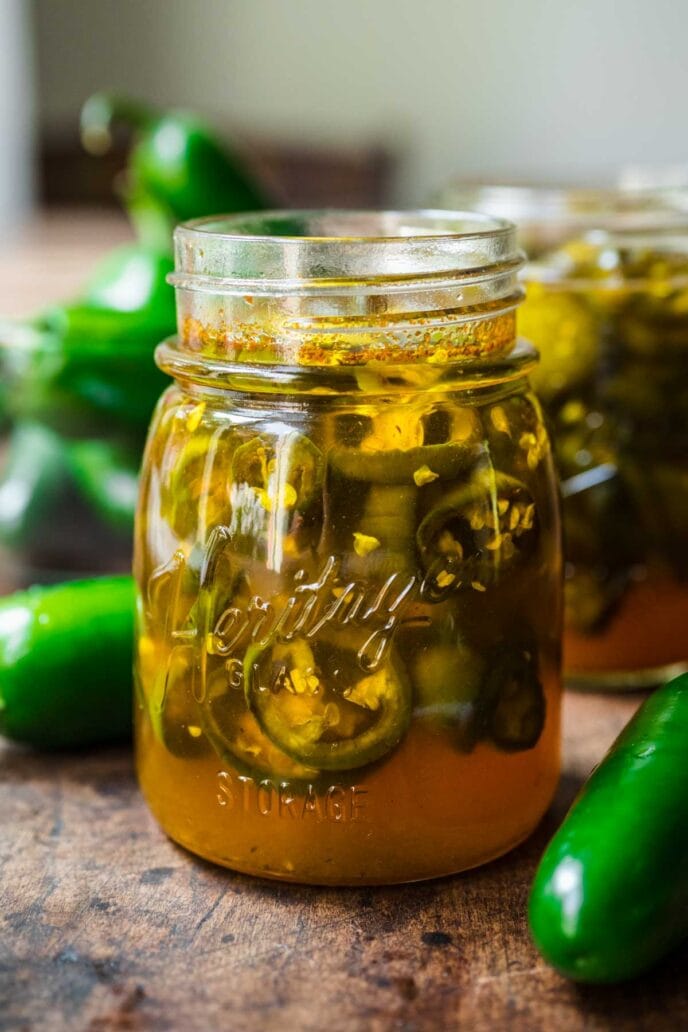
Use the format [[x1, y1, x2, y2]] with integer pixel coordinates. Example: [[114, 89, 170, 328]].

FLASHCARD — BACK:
[[133, 211, 563, 884]]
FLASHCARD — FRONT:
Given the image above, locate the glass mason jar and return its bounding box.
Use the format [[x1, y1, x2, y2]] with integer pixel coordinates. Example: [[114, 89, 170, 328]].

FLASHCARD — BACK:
[[134, 211, 562, 885], [0, 320, 165, 589], [440, 184, 688, 688]]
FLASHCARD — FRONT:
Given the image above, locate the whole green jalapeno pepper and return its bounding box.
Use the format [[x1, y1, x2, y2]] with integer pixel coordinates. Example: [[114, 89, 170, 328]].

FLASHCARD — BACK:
[[0, 422, 75, 558], [28, 245, 175, 426], [78, 244, 176, 316], [529, 673, 688, 982], [0, 422, 133, 569], [68, 438, 141, 534], [0, 576, 134, 749], [80, 93, 270, 229], [0, 96, 270, 576]]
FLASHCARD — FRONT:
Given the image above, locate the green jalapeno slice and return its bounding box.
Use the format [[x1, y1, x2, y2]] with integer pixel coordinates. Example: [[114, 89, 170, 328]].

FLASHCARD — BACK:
[[232, 433, 324, 511], [162, 423, 238, 540], [518, 287, 600, 402], [343, 483, 418, 580], [142, 642, 210, 759], [329, 439, 479, 485], [328, 401, 481, 486], [229, 433, 325, 556], [244, 637, 412, 771], [202, 669, 320, 781], [481, 644, 546, 751], [412, 642, 485, 752], [139, 550, 208, 757], [560, 457, 639, 633], [416, 468, 538, 591]]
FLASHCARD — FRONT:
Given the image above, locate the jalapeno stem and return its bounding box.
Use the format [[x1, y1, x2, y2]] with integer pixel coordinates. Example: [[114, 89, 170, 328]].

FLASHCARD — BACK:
[[80, 93, 156, 155]]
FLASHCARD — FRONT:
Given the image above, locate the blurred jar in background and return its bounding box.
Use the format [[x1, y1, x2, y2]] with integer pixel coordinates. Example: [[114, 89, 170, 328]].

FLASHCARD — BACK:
[[439, 183, 688, 688], [618, 165, 688, 192]]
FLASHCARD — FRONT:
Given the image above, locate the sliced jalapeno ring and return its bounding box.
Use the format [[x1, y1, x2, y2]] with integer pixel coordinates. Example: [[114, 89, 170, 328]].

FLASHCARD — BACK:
[[140, 552, 208, 758], [232, 432, 324, 510], [202, 669, 320, 781], [329, 401, 481, 485], [139, 642, 210, 759], [481, 645, 546, 752], [244, 637, 412, 772], [329, 440, 478, 485], [518, 288, 600, 401], [345, 483, 417, 579], [564, 566, 629, 636], [416, 468, 538, 590], [163, 424, 238, 539], [412, 642, 485, 752]]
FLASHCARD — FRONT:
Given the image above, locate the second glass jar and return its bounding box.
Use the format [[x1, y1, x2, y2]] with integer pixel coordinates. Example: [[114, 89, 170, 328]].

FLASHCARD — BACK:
[[440, 184, 688, 687]]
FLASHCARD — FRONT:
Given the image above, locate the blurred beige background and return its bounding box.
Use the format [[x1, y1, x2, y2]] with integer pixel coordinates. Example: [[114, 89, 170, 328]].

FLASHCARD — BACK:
[[31, 0, 688, 204], [2, 0, 688, 232]]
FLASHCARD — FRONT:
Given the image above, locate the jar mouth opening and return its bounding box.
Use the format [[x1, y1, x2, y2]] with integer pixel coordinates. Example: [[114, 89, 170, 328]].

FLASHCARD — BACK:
[[171, 210, 524, 366], [172, 209, 524, 295], [178, 209, 515, 245]]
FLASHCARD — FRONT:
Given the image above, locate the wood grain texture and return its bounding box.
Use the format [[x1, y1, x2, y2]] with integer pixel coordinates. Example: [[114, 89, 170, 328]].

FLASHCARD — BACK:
[[1, 690, 686, 1032]]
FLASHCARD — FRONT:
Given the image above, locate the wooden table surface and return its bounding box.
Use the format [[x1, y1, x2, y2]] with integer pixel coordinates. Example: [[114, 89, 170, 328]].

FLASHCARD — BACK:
[[0, 210, 134, 319], [1, 214, 687, 1031], [3, 692, 687, 1032]]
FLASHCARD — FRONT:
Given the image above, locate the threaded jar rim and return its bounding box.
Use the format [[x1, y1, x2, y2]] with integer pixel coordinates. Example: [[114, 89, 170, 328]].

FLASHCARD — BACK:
[[170, 209, 524, 297]]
